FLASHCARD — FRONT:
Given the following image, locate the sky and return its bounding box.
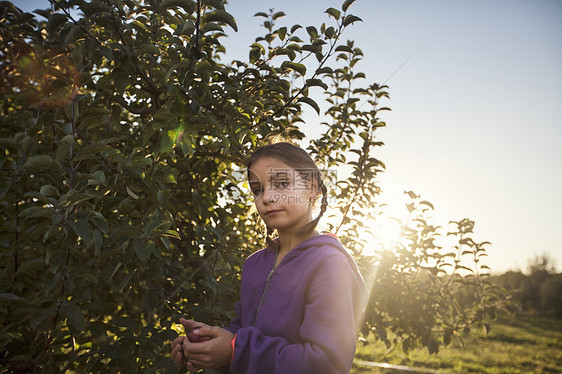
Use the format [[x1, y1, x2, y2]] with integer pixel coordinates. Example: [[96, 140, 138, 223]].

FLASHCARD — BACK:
[[12, 0, 562, 273]]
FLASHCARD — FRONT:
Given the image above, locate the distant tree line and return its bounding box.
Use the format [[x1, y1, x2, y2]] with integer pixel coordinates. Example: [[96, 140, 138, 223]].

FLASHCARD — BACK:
[[490, 254, 562, 318]]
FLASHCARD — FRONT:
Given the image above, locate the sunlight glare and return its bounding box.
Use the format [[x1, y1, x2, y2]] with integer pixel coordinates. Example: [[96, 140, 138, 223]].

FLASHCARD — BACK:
[[362, 214, 403, 256]]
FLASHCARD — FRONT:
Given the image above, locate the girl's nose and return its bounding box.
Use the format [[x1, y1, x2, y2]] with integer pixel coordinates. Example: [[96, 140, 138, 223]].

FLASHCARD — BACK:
[[262, 188, 275, 205]]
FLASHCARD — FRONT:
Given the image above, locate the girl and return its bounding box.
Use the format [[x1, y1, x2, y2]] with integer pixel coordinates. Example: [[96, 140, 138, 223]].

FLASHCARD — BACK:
[[171, 142, 369, 373]]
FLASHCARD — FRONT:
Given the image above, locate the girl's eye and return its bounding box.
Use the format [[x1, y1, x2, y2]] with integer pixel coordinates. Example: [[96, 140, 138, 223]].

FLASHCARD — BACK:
[[251, 188, 263, 196], [275, 180, 290, 189]]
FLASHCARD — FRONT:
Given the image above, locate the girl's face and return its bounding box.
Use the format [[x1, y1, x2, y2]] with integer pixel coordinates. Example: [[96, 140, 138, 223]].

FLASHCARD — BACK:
[[248, 157, 317, 236]]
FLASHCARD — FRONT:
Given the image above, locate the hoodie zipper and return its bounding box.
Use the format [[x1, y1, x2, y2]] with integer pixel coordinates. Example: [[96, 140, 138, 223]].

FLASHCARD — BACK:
[[251, 251, 278, 326]]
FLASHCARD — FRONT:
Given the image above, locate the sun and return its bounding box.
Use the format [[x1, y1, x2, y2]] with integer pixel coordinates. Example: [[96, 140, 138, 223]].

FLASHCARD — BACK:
[[322, 192, 408, 258], [361, 213, 403, 256]]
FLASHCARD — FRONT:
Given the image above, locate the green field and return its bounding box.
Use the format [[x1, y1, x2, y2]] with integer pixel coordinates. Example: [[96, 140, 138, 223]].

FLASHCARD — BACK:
[[352, 314, 562, 373]]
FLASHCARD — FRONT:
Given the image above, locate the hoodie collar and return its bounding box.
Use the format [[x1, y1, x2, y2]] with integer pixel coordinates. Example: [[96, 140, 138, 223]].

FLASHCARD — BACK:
[[267, 233, 344, 258]]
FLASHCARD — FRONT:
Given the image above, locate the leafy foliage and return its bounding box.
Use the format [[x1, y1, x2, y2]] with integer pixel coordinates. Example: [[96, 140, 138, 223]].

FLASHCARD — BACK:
[[361, 195, 515, 354], [0, 0, 512, 371]]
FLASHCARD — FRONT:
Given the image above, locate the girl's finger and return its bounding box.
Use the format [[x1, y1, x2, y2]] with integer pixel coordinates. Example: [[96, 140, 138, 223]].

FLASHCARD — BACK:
[[186, 361, 197, 372], [182, 340, 211, 355], [171, 335, 185, 348], [179, 318, 206, 329], [190, 325, 216, 338], [174, 351, 185, 368], [171, 343, 183, 360]]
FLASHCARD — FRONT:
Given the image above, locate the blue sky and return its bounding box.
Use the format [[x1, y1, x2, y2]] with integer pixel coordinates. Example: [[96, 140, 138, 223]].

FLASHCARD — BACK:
[[12, 0, 562, 273]]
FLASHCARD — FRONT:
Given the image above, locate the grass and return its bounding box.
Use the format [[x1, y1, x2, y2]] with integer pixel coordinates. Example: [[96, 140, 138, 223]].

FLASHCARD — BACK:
[[352, 314, 562, 373]]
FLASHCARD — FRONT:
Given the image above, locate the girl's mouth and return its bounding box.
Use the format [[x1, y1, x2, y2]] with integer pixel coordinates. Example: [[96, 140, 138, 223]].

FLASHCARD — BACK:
[[265, 210, 281, 216]]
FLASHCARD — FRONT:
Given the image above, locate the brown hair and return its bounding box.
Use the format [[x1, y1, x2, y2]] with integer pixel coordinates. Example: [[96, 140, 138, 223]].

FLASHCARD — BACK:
[[246, 142, 328, 247]]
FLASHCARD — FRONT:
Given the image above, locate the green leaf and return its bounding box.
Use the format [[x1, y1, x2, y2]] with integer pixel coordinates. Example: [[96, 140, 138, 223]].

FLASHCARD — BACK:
[[92, 170, 106, 185], [160, 229, 180, 239], [316, 66, 333, 75], [455, 264, 474, 273], [40, 185, 60, 198], [71, 219, 94, 247], [419, 200, 435, 210], [326, 7, 341, 20], [281, 61, 306, 76], [0, 293, 21, 301], [92, 217, 110, 234], [63, 304, 85, 331], [178, 20, 196, 36], [21, 206, 55, 219], [55, 134, 73, 161], [46, 13, 67, 33], [113, 73, 129, 92], [277, 26, 287, 40], [335, 45, 353, 53], [405, 191, 419, 199], [75, 144, 112, 161], [15, 258, 44, 276], [249, 44, 264, 63], [65, 193, 94, 209], [204, 10, 238, 32], [93, 229, 103, 256], [64, 24, 81, 46], [81, 2, 112, 16], [133, 240, 151, 261], [324, 26, 336, 39], [159, 0, 195, 14], [290, 24, 302, 33], [77, 272, 99, 284], [113, 316, 137, 330], [342, 0, 356, 12], [343, 14, 362, 26], [287, 48, 296, 61], [196, 60, 213, 81], [161, 237, 171, 251], [23, 155, 61, 171], [306, 78, 328, 90], [298, 97, 320, 114], [157, 190, 170, 205], [31, 307, 56, 330], [306, 26, 318, 39], [101, 46, 113, 61], [102, 261, 122, 282], [126, 186, 140, 200], [203, 0, 225, 11], [272, 11, 286, 20], [159, 133, 173, 153]]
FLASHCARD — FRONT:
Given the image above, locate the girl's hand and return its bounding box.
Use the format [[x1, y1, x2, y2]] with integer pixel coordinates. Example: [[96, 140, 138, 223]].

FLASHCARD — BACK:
[[179, 319, 234, 370], [171, 318, 212, 369], [180, 318, 211, 343], [170, 335, 188, 368]]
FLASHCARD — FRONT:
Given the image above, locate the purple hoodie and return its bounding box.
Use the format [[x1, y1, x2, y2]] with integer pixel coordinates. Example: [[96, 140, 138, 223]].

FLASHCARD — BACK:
[[224, 234, 370, 374]]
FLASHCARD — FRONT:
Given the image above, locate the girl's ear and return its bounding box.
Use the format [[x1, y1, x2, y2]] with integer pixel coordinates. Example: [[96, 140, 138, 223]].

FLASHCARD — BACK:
[[312, 188, 321, 200], [308, 184, 322, 205]]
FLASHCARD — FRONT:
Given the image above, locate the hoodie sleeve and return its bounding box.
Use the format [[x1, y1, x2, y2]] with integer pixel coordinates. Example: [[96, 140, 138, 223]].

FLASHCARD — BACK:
[[228, 253, 367, 374]]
